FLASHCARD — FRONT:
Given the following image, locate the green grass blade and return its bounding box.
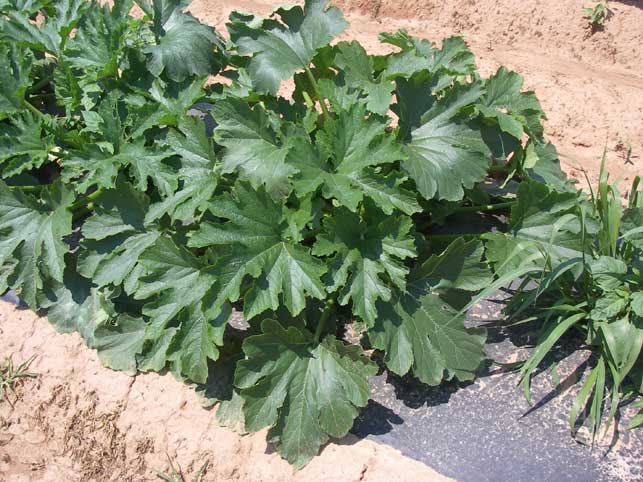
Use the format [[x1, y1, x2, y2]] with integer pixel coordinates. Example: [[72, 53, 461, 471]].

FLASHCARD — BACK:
[[629, 176, 642, 208], [569, 361, 600, 433], [520, 312, 586, 404], [589, 357, 606, 441], [603, 358, 621, 437]]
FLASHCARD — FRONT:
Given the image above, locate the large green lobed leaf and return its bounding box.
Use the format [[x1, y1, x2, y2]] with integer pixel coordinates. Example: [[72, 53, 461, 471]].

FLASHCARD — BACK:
[[235, 319, 377, 468]]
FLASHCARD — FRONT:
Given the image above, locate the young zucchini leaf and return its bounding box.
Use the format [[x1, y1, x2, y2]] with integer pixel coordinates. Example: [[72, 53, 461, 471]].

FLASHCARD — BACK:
[[211, 98, 296, 200], [188, 182, 327, 319], [227, 0, 348, 95], [288, 103, 419, 215], [77, 179, 161, 292], [312, 206, 416, 326]]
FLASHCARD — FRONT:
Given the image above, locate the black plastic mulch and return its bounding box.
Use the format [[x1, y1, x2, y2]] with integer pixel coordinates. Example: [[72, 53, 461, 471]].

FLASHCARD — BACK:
[[351, 295, 643, 482]]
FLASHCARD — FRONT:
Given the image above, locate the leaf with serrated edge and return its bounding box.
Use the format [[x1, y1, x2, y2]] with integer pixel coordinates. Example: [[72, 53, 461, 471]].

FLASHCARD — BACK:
[[78, 180, 160, 291], [42, 268, 117, 347], [312, 207, 416, 325], [0, 45, 32, 119], [146, 116, 219, 222], [131, 237, 232, 382], [371, 292, 485, 384], [0, 181, 73, 308], [384, 34, 475, 81], [228, 0, 348, 94], [370, 238, 489, 384], [133, 237, 219, 335], [167, 304, 231, 382], [212, 99, 296, 200], [477, 67, 545, 140], [235, 319, 377, 467], [411, 237, 492, 292], [334, 41, 393, 115], [403, 83, 490, 201], [144, 5, 224, 82], [64, 1, 134, 81], [188, 183, 326, 318], [94, 315, 146, 374], [62, 139, 176, 195], [0, 112, 55, 178], [484, 181, 588, 276], [289, 104, 419, 215]]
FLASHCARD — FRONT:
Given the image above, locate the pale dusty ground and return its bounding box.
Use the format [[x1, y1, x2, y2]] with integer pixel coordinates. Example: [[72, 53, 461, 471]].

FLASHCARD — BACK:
[[0, 303, 452, 482], [2, 1, 643, 481]]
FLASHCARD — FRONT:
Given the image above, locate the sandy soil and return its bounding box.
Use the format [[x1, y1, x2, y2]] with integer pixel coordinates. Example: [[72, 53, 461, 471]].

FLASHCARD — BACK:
[[190, 0, 643, 190], [2, 2, 643, 481], [0, 302, 452, 482]]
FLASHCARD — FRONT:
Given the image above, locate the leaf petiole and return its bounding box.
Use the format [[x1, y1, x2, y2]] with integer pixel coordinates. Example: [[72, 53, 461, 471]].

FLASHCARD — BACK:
[[304, 67, 330, 121], [26, 74, 54, 95], [72, 203, 94, 222], [24, 100, 46, 119], [14, 184, 46, 192], [28, 93, 56, 100], [449, 201, 517, 215], [423, 233, 483, 242], [314, 299, 335, 343], [68, 189, 104, 213]]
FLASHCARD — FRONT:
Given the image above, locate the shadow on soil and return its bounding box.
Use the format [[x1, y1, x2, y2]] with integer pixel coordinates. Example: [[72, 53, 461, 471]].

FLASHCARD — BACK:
[[616, 0, 643, 9]]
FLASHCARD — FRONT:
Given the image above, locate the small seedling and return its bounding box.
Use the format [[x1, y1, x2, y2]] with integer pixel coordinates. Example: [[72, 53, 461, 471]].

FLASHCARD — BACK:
[[0, 354, 38, 405], [157, 455, 208, 482], [615, 139, 635, 166], [584, 2, 613, 30]]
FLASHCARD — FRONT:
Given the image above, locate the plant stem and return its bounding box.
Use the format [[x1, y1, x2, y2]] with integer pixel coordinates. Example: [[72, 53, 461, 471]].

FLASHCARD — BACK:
[[24, 102, 61, 138], [28, 93, 56, 100], [488, 165, 508, 173], [72, 203, 94, 222], [449, 201, 516, 215], [10, 184, 46, 193], [304, 66, 330, 121], [314, 299, 335, 343], [24, 100, 46, 119], [69, 189, 103, 212], [424, 233, 483, 242], [26, 74, 54, 94]]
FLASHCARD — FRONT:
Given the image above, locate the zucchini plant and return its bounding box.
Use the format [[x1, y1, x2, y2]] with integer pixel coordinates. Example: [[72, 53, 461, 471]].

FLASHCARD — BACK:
[[4, 0, 632, 468]]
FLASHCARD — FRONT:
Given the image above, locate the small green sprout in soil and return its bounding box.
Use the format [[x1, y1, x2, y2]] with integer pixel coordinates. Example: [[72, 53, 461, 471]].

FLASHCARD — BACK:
[[157, 456, 208, 482], [584, 2, 613, 30], [0, 355, 37, 405]]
